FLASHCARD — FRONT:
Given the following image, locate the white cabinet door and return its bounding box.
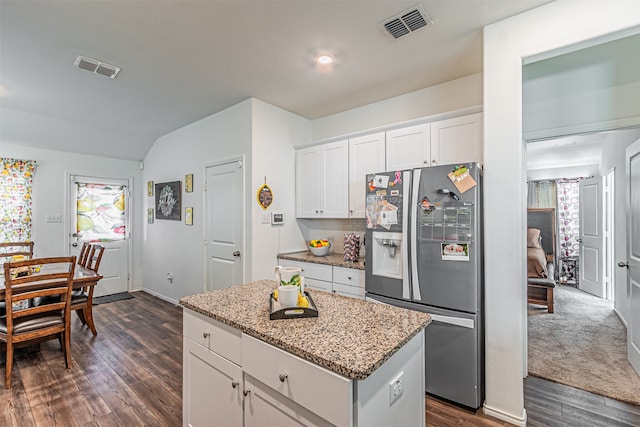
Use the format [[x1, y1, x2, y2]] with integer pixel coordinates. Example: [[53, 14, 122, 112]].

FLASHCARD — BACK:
[[296, 140, 348, 218], [296, 146, 321, 218], [183, 339, 243, 427], [349, 132, 385, 218], [385, 123, 431, 170], [321, 140, 349, 218], [430, 112, 482, 166], [244, 375, 333, 427]]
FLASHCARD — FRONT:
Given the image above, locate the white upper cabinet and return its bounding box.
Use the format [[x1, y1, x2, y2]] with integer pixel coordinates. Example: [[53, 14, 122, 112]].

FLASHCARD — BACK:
[[348, 132, 385, 218], [296, 140, 349, 218], [430, 112, 483, 166], [385, 123, 431, 170]]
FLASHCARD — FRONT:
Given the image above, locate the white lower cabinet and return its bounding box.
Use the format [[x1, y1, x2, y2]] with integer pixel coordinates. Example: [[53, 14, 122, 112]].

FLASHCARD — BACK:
[[183, 331, 243, 426], [183, 308, 425, 427], [277, 258, 366, 299]]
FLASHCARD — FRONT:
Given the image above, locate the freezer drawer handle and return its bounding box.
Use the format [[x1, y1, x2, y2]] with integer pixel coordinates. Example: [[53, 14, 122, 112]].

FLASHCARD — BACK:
[[429, 314, 474, 329]]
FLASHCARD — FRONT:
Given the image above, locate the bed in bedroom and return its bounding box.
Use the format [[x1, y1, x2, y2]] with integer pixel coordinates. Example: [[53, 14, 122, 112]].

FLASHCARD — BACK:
[[527, 208, 557, 313]]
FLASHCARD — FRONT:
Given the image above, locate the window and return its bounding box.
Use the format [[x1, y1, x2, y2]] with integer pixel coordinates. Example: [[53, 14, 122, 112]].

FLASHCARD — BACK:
[[0, 158, 36, 242]]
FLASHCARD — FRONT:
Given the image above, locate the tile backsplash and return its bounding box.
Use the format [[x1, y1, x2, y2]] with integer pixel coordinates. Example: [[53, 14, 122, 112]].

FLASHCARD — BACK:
[[297, 218, 366, 255]]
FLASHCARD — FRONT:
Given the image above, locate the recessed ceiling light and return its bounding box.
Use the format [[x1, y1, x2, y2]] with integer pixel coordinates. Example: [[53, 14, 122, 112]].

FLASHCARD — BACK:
[[316, 54, 334, 65]]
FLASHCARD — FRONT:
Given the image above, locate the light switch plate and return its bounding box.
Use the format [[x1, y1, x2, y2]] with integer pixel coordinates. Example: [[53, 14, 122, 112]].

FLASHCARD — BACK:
[[260, 212, 271, 224], [45, 214, 62, 223]]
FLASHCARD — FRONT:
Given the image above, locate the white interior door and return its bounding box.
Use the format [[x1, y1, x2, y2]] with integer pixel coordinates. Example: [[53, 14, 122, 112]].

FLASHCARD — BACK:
[[579, 176, 605, 298], [206, 160, 244, 291], [625, 138, 640, 376], [68, 175, 129, 297]]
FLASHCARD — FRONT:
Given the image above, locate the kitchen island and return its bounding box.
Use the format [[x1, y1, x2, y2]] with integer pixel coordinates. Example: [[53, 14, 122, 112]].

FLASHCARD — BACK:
[[180, 280, 431, 427]]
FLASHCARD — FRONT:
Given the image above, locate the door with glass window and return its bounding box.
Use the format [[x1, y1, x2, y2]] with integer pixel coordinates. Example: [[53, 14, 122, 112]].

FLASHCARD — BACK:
[[68, 175, 129, 297]]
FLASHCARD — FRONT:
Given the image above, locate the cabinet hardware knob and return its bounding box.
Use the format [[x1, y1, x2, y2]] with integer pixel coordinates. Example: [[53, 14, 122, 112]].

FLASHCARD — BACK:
[[232, 380, 239, 388], [203, 332, 210, 339], [243, 389, 251, 396], [279, 373, 288, 382], [347, 277, 352, 280], [423, 160, 428, 164]]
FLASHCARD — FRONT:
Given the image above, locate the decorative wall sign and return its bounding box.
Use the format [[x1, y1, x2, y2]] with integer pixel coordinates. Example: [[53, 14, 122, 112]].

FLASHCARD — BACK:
[[147, 208, 154, 224], [147, 181, 154, 197], [155, 181, 181, 220], [185, 207, 193, 226], [185, 174, 193, 193], [257, 177, 273, 210]]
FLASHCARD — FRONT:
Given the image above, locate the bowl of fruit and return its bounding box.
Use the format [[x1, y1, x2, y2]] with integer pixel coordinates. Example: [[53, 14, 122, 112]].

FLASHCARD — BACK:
[[308, 239, 331, 256]]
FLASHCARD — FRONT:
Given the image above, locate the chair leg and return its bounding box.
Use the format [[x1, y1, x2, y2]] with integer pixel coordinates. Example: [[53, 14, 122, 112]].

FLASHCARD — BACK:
[[547, 288, 554, 313], [63, 331, 72, 369], [84, 304, 97, 336], [5, 341, 13, 388], [75, 309, 87, 325]]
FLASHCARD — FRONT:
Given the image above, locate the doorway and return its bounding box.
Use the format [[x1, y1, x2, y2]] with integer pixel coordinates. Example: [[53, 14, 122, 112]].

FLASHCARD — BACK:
[[68, 174, 130, 297]]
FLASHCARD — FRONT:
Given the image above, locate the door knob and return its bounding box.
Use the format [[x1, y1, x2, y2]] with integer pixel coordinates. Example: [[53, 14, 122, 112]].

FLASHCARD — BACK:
[[72, 243, 78, 247], [618, 261, 629, 268], [233, 251, 240, 257]]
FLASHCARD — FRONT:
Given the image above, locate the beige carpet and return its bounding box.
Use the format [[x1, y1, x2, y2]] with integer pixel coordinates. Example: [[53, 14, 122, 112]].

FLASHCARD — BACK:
[[528, 285, 640, 406]]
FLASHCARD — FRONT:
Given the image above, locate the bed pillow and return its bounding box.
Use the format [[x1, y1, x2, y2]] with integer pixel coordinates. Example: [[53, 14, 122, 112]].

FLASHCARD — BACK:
[[527, 228, 542, 248]]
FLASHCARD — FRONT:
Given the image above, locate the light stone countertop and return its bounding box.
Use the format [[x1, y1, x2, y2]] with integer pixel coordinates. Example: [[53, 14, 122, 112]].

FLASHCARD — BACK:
[[179, 280, 430, 380], [278, 250, 365, 270]]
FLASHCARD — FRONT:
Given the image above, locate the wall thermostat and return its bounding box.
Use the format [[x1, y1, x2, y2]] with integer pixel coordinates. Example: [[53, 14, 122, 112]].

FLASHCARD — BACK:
[[271, 211, 285, 225]]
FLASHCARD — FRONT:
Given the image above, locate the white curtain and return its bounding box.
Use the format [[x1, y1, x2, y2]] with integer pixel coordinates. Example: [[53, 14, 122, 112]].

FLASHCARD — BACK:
[[527, 180, 557, 209]]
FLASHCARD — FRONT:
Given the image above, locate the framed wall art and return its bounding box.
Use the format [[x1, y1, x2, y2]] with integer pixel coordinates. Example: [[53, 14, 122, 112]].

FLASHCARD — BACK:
[[155, 181, 181, 220], [147, 181, 154, 197], [185, 207, 193, 225], [147, 208, 154, 224], [185, 174, 193, 193]]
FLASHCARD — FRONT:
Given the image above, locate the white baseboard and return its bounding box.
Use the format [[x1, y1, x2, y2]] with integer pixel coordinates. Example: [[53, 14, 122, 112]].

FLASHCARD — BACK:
[[483, 404, 527, 427], [139, 289, 180, 306]]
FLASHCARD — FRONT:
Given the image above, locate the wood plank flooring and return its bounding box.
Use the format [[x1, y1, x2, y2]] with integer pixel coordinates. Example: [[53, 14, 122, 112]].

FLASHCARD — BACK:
[[1, 291, 639, 426]]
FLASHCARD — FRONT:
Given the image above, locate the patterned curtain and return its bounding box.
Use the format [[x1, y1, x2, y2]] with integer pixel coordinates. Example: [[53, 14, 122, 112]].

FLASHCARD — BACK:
[[0, 158, 37, 242], [557, 179, 583, 258]]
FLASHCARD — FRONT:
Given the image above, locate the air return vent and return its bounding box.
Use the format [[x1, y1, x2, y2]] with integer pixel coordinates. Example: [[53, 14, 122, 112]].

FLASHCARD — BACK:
[[379, 4, 431, 39], [74, 55, 120, 79]]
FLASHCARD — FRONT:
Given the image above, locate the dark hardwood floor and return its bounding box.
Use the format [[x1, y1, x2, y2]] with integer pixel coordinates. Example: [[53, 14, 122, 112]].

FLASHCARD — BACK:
[[1, 291, 638, 426]]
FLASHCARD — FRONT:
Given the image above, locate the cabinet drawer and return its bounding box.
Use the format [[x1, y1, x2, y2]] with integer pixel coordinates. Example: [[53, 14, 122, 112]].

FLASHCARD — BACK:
[[242, 334, 352, 427], [332, 283, 365, 300], [305, 278, 332, 293], [184, 309, 242, 365], [333, 267, 365, 288], [277, 259, 332, 282]]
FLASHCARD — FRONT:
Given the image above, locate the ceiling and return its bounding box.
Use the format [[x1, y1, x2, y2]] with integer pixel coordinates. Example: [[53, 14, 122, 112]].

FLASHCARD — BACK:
[[0, 0, 551, 161], [526, 133, 605, 171]]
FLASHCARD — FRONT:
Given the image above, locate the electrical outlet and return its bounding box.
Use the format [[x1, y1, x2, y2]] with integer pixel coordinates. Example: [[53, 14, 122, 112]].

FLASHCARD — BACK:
[[167, 273, 173, 283], [388, 371, 404, 405]]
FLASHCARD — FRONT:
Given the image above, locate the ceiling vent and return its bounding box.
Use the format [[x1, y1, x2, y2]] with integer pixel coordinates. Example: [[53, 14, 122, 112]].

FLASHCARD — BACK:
[[73, 55, 120, 79], [379, 4, 432, 39]]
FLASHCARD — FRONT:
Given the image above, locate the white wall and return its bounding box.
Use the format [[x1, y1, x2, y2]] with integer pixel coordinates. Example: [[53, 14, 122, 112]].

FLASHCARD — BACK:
[[311, 73, 482, 141], [600, 128, 640, 322], [0, 143, 143, 289], [484, 2, 640, 425], [523, 34, 640, 140], [142, 100, 252, 303], [250, 99, 310, 280], [526, 164, 599, 181]]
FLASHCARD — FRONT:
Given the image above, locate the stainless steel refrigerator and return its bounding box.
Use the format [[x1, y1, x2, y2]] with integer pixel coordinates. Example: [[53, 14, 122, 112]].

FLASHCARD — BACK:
[[364, 163, 483, 409]]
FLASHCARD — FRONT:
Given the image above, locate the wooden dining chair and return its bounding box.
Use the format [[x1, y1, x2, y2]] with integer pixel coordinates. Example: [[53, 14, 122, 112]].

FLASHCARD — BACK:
[[0, 241, 34, 262], [0, 242, 35, 316], [71, 244, 104, 335], [77, 242, 91, 267], [1, 256, 76, 388]]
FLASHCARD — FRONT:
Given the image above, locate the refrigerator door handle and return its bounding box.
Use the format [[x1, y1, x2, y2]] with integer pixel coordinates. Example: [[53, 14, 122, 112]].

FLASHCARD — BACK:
[[402, 170, 412, 300], [429, 314, 475, 329], [410, 169, 422, 301]]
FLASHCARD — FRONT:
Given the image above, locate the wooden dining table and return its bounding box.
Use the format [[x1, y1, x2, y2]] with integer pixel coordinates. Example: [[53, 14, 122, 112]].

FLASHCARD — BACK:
[[0, 264, 102, 301]]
